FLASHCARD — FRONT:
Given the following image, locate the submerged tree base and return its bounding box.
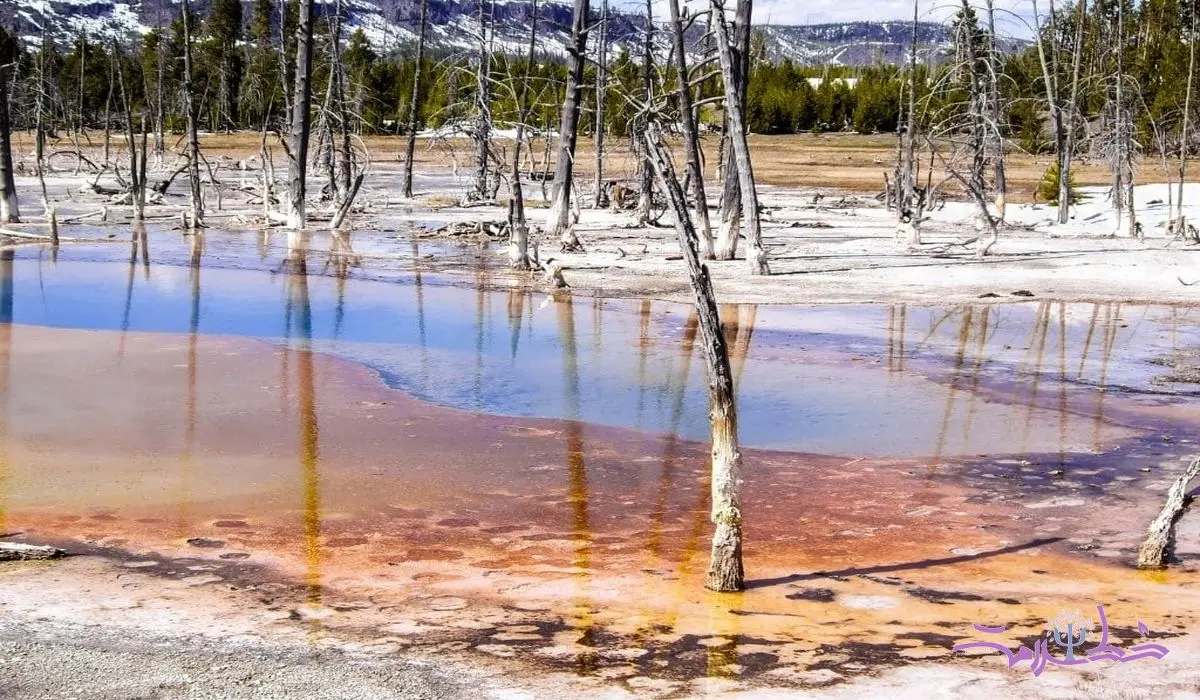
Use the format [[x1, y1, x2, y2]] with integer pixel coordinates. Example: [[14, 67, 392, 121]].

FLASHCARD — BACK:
[[706, 522, 745, 592]]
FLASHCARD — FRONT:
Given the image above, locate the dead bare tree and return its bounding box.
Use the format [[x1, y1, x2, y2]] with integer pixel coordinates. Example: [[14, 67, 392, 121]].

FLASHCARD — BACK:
[[643, 119, 744, 592], [0, 42, 18, 223], [471, 0, 496, 202], [667, 0, 714, 258], [1177, 0, 1198, 230], [592, 0, 609, 209], [1103, 0, 1138, 239], [507, 0, 540, 270], [711, 0, 768, 274], [113, 39, 148, 221], [1032, 0, 1085, 225], [182, 0, 205, 229], [33, 4, 56, 243], [984, 0, 1006, 220], [545, 0, 591, 250], [287, 0, 316, 229], [634, 0, 656, 223], [402, 0, 430, 199], [895, 0, 921, 242], [713, 0, 752, 261]]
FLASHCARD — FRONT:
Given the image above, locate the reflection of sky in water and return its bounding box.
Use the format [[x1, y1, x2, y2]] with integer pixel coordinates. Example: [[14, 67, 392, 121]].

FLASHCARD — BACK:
[[1, 238, 1197, 457]]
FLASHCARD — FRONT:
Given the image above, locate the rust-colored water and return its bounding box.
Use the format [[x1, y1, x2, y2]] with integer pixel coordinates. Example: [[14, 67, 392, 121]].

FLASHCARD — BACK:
[[0, 237, 1198, 694]]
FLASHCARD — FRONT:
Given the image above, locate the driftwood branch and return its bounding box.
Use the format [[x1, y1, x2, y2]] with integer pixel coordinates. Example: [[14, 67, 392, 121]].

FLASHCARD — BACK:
[[1137, 457, 1200, 569], [0, 541, 66, 561]]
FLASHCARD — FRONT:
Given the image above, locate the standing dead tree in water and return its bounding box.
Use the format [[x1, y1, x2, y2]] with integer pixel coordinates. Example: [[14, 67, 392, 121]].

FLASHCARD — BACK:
[[287, 0, 316, 229], [0, 27, 19, 224], [402, 0, 431, 199], [545, 0, 591, 251], [181, 0, 205, 229], [504, 0, 544, 270], [643, 120, 744, 591], [711, 0, 768, 274]]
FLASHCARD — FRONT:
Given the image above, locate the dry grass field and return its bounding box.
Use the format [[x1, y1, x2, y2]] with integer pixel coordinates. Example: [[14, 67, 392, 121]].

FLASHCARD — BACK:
[[11, 129, 1124, 203]]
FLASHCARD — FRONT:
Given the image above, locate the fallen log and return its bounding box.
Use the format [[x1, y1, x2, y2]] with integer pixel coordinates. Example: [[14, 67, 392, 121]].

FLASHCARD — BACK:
[[0, 541, 66, 561], [1137, 457, 1200, 569]]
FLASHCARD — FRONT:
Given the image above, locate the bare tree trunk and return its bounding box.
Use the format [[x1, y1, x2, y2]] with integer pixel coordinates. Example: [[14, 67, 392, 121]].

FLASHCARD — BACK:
[[154, 9, 166, 163], [1179, 7, 1197, 227], [711, 0, 768, 275], [182, 0, 205, 229], [643, 120, 743, 592], [508, 0, 539, 270], [113, 40, 146, 221], [0, 58, 19, 223], [472, 0, 495, 201], [635, 0, 655, 223], [34, 14, 54, 244], [668, 0, 714, 258], [1060, 0, 1085, 224], [592, 0, 609, 208], [899, 0, 919, 224], [545, 0, 591, 248], [1117, 0, 1137, 239], [714, 0, 751, 260], [985, 0, 1007, 221], [288, 0, 316, 229], [402, 0, 430, 199]]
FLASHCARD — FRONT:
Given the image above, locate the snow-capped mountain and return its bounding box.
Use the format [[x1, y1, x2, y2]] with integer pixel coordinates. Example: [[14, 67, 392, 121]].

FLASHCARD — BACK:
[[0, 1, 1025, 67]]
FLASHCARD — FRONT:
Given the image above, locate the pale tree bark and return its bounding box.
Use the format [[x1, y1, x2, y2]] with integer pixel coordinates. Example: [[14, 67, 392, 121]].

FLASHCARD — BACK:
[[403, 0, 430, 199], [472, 0, 495, 201], [113, 40, 147, 221], [898, 0, 919, 231], [711, 0, 768, 274], [985, 0, 1006, 221], [592, 0, 609, 208], [635, 0, 655, 222], [33, 11, 55, 244], [1178, 4, 1197, 229], [508, 0, 539, 270], [545, 0, 591, 250], [1110, 0, 1137, 238], [182, 0, 205, 229], [1060, 0, 1084, 225], [0, 56, 18, 223], [714, 0, 752, 260], [643, 120, 744, 592], [1137, 457, 1200, 568], [288, 0, 316, 229], [668, 0, 714, 259], [1032, 0, 1080, 225]]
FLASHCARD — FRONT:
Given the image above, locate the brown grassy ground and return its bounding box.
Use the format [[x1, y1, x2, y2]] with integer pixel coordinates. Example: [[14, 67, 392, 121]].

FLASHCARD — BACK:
[[13, 129, 1124, 202]]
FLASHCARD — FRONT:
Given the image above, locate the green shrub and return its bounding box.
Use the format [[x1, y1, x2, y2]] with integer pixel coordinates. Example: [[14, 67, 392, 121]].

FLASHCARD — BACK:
[[1037, 163, 1081, 205]]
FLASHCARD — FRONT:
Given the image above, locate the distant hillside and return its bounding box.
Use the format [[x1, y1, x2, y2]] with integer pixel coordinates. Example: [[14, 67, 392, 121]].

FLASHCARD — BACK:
[[0, 1, 1027, 67]]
